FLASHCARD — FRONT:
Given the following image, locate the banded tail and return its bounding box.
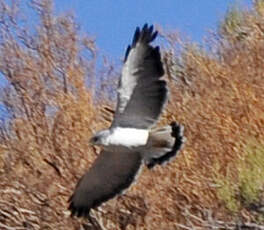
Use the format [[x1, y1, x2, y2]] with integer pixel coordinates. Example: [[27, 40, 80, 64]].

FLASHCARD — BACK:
[[143, 122, 185, 169]]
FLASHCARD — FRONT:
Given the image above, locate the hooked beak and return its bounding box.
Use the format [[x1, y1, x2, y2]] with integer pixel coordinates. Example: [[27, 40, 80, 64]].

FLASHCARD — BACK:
[[88, 136, 97, 146], [88, 138, 94, 146]]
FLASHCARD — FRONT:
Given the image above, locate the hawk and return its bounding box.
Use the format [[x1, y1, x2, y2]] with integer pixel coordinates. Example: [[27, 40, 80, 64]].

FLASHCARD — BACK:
[[68, 24, 185, 217]]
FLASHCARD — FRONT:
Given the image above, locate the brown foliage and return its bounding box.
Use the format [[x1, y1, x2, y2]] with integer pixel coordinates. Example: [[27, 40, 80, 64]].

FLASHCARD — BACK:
[[0, 0, 101, 228], [0, 0, 264, 229]]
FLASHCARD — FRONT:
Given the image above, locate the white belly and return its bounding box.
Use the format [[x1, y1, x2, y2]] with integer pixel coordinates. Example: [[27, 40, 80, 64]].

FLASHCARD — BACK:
[[107, 127, 149, 147]]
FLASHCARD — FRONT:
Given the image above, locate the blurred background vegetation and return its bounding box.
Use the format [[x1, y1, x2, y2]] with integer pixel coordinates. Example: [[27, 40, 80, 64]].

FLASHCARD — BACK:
[[0, 0, 264, 229]]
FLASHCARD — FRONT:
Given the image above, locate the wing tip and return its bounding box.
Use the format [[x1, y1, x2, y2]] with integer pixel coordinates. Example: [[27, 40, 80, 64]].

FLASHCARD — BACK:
[[135, 23, 158, 45], [124, 24, 159, 62], [68, 200, 91, 218], [68, 192, 92, 218]]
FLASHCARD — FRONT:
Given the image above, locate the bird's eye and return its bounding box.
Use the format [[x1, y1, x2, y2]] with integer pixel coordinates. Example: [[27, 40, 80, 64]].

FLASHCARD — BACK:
[[89, 136, 99, 145]]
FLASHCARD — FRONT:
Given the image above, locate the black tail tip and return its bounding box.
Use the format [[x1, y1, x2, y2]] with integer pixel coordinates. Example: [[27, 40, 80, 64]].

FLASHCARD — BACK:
[[147, 122, 186, 169], [170, 122, 185, 141]]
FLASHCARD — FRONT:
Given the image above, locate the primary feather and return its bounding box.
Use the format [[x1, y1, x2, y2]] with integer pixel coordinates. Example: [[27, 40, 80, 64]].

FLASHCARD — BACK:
[[112, 23, 167, 129]]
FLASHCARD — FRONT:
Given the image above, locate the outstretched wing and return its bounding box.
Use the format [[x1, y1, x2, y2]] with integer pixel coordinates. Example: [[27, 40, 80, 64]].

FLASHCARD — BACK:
[[112, 24, 167, 129], [68, 150, 142, 217]]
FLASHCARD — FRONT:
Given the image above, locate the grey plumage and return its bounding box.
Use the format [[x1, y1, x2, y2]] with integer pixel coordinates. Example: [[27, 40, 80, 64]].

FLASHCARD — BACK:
[[145, 122, 185, 169], [68, 24, 185, 218], [69, 150, 142, 217], [112, 24, 167, 129]]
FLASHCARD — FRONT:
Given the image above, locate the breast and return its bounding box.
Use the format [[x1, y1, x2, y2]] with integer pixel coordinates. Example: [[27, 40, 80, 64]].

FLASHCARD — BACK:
[[107, 127, 149, 148]]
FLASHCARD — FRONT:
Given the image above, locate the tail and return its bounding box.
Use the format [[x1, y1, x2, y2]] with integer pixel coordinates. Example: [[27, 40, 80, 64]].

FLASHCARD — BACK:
[[143, 122, 185, 169]]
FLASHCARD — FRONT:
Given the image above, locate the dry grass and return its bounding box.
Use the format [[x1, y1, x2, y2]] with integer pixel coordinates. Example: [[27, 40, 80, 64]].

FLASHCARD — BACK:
[[0, 0, 264, 229]]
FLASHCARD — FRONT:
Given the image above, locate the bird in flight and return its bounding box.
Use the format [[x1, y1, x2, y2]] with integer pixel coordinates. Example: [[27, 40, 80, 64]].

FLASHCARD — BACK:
[[68, 24, 185, 218]]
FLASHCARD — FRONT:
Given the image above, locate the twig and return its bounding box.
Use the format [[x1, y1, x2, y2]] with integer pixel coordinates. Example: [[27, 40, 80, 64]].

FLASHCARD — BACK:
[[0, 223, 25, 230]]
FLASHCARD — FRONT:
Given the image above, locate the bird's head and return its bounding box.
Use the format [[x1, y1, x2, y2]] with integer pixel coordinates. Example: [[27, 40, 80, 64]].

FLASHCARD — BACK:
[[89, 129, 110, 146]]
